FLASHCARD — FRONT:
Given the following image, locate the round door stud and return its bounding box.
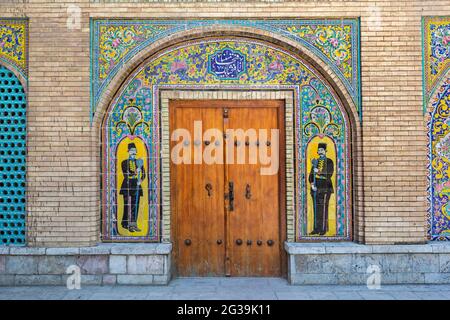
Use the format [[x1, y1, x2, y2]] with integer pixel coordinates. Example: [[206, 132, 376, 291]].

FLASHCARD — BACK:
[[204, 140, 210, 146], [247, 240, 252, 245], [184, 239, 192, 246], [257, 240, 263, 246], [217, 239, 223, 245], [236, 239, 243, 245], [267, 239, 274, 246]]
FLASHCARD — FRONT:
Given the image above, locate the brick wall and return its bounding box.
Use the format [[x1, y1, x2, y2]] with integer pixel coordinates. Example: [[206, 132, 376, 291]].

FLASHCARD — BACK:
[[1, 0, 447, 246]]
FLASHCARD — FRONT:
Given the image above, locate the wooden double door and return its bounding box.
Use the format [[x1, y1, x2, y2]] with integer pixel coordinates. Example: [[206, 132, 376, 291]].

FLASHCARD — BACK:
[[170, 99, 285, 277]]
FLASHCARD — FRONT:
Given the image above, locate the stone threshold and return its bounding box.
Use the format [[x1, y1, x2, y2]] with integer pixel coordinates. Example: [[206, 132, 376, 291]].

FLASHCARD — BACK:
[[284, 241, 450, 254], [0, 243, 173, 256]]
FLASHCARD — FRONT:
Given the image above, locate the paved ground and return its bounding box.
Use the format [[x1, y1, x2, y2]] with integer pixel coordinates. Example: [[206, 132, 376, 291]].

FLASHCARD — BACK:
[[1, 278, 450, 300]]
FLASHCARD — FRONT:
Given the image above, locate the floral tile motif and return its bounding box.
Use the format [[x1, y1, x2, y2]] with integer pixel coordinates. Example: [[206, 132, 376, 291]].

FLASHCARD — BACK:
[[0, 19, 27, 79], [283, 24, 353, 83], [98, 23, 171, 80], [91, 19, 360, 120], [423, 17, 450, 101], [424, 17, 450, 241]]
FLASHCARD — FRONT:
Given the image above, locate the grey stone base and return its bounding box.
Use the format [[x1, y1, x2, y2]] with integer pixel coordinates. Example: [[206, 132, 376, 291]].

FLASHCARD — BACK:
[[0, 243, 172, 286], [285, 242, 450, 285]]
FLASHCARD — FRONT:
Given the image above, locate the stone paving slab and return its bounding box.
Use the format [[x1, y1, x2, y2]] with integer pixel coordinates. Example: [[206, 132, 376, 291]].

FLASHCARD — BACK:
[[1, 278, 450, 300]]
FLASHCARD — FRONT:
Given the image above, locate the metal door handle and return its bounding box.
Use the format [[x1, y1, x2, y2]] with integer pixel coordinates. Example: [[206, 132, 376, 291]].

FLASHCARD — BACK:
[[225, 181, 234, 211], [245, 184, 251, 199], [205, 183, 212, 197]]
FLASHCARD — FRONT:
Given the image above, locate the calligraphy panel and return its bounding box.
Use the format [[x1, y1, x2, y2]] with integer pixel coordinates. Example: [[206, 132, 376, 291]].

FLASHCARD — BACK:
[[208, 48, 246, 80]]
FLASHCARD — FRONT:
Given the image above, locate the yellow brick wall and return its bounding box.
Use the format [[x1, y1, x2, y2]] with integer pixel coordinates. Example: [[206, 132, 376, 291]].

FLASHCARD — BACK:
[[1, 0, 448, 246]]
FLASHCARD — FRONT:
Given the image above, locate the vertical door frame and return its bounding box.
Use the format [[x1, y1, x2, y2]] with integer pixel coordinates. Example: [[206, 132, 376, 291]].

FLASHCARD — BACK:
[[163, 89, 295, 278]]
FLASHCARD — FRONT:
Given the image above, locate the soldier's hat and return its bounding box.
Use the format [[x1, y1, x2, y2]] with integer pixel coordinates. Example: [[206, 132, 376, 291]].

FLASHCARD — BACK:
[[318, 143, 327, 150], [128, 143, 137, 151]]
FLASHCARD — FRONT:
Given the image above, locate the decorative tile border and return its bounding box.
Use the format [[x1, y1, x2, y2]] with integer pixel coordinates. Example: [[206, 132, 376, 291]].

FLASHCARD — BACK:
[[160, 89, 295, 242], [424, 17, 450, 241], [91, 18, 360, 121]]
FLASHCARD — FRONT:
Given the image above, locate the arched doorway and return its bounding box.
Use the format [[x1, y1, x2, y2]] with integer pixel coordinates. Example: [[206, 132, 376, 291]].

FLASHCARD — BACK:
[[99, 35, 357, 276]]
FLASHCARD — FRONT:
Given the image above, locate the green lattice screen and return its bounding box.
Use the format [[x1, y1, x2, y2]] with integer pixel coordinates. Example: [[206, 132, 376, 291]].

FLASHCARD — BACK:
[[0, 65, 26, 245]]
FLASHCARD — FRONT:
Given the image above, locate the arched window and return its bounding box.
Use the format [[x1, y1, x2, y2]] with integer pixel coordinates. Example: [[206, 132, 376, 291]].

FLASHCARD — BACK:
[[0, 65, 27, 246]]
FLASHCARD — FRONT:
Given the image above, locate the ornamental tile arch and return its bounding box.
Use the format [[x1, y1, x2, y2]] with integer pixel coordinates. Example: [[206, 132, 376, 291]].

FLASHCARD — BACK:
[[424, 16, 450, 241], [99, 37, 358, 243], [91, 19, 361, 121]]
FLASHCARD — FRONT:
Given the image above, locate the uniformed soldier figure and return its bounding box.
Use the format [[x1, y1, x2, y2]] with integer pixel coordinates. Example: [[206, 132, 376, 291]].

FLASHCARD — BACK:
[[308, 143, 334, 236], [119, 143, 145, 233]]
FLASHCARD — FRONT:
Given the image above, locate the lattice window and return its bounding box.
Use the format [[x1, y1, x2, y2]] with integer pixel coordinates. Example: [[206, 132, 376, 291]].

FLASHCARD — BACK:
[[0, 65, 26, 245]]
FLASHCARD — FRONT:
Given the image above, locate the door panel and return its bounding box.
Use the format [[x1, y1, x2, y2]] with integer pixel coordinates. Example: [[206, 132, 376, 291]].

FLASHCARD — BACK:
[[171, 103, 225, 276], [171, 99, 283, 277], [225, 104, 281, 277]]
